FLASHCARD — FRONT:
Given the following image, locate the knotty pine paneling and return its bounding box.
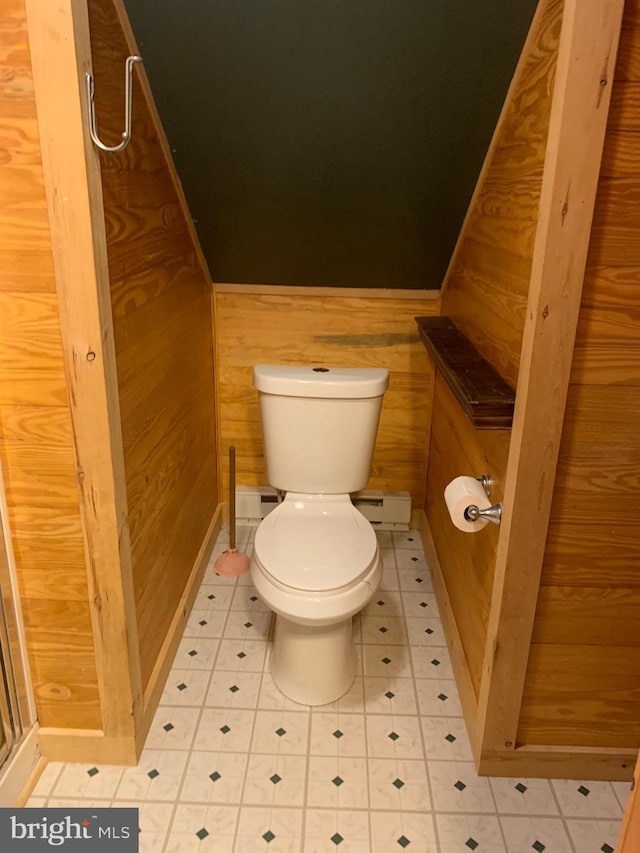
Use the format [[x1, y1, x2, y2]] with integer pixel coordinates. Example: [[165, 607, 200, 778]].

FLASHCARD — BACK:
[[87, 0, 219, 691], [215, 287, 439, 509], [0, 0, 101, 729], [441, 0, 562, 390], [425, 374, 510, 697], [523, 12, 640, 753]]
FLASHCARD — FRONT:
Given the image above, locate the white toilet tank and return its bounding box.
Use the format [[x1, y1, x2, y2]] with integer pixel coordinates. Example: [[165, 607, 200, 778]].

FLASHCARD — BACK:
[[254, 364, 389, 494]]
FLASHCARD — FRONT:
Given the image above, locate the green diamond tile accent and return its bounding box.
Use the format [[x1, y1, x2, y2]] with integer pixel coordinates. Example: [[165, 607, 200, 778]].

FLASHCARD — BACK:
[[244, 621, 253, 628], [237, 652, 247, 659], [415, 577, 423, 583], [163, 723, 174, 732], [532, 842, 545, 853], [407, 537, 415, 542], [177, 683, 187, 691], [425, 628, 434, 635], [196, 828, 209, 840], [270, 774, 281, 785], [431, 658, 440, 666], [578, 785, 590, 796], [198, 620, 207, 626], [398, 836, 411, 848], [601, 844, 614, 853], [420, 601, 428, 608], [332, 776, 344, 787], [250, 595, 258, 602], [454, 780, 466, 791], [87, 767, 99, 778], [333, 730, 344, 739], [385, 691, 395, 700], [209, 771, 221, 782], [393, 778, 405, 789], [207, 594, 215, 600], [388, 731, 400, 741], [377, 600, 385, 606], [147, 769, 159, 779], [379, 626, 388, 634], [331, 833, 344, 845], [515, 782, 528, 793], [437, 693, 448, 701], [382, 657, 392, 665], [275, 727, 286, 737], [263, 830, 275, 843], [220, 725, 231, 734], [188, 650, 197, 657], [229, 684, 240, 693], [465, 840, 479, 851], [445, 733, 456, 743]]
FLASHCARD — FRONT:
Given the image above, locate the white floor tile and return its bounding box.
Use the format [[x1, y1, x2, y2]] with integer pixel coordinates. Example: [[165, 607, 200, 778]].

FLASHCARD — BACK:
[[306, 756, 370, 809], [552, 779, 624, 819], [370, 811, 439, 853], [309, 711, 367, 757], [500, 815, 574, 852], [368, 757, 431, 811], [365, 714, 424, 760], [428, 759, 496, 813], [251, 709, 311, 755], [565, 817, 621, 853], [193, 708, 256, 752], [437, 813, 506, 853], [304, 808, 371, 852], [33, 523, 623, 852]]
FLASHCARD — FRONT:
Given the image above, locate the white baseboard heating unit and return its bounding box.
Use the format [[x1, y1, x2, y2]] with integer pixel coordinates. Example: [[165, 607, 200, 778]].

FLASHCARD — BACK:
[[235, 487, 412, 531]]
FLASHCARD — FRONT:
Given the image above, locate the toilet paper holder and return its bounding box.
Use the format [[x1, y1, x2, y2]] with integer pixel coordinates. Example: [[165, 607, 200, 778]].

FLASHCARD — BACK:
[[465, 475, 502, 526]]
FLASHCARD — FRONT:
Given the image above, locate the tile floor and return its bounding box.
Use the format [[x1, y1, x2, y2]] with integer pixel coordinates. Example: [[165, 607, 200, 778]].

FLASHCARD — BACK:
[[27, 526, 628, 852]]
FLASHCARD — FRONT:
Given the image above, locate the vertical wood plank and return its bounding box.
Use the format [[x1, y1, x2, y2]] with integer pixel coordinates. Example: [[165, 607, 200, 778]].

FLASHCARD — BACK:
[[476, 0, 625, 755], [25, 0, 142, 740]]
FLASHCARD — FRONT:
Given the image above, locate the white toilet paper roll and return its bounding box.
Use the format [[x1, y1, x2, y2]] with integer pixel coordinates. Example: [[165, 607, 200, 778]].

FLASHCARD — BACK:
[[444, 476, 492, 532]]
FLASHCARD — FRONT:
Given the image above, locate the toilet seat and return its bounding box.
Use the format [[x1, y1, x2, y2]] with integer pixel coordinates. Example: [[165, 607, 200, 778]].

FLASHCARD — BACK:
[[253, 493, 377, 592]]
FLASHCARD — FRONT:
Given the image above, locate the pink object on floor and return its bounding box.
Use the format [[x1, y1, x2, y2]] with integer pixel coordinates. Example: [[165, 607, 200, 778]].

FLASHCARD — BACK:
[[215, 547, 250, 577]]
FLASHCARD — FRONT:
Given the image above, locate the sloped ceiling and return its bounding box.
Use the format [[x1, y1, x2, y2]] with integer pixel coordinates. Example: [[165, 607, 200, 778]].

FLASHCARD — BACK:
[[123, 0, 538, 288]]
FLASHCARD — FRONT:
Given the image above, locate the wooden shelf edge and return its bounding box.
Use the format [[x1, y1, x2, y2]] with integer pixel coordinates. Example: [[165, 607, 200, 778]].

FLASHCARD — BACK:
[[415, 316, 515, 429]]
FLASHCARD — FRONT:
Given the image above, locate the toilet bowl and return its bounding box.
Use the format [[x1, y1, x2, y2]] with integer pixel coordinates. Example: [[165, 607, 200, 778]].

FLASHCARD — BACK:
[[251, 493, 382, 705], [250, 363, 389, 706]]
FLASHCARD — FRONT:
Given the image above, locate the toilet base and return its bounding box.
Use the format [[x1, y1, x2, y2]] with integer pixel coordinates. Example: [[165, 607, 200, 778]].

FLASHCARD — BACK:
[[271, 615, 355, 706]]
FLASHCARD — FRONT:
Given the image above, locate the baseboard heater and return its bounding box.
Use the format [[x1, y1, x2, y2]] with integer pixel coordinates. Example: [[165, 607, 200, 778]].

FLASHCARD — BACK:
[[235, 487, 411, 531]]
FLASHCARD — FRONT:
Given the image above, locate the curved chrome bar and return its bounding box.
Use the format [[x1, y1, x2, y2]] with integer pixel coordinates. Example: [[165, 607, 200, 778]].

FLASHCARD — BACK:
[[86, 55, 143, 153]]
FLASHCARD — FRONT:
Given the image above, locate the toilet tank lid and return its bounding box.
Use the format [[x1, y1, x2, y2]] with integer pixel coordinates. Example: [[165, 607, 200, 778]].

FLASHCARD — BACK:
[[253, 364, 389, 399]]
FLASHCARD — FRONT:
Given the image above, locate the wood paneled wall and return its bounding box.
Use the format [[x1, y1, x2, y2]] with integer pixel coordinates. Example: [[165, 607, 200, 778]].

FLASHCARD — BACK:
[[86, 0, 219, 692], [423, 0, 562, 709], [440, 0, 562, 389], [0, 0, 100, 729], [519, 2, 640, 749], [215, 285, 439, 509]]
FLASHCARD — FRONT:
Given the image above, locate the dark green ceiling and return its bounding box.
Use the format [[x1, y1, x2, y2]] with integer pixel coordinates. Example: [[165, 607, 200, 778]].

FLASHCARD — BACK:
[[122, 0, 538, 288]]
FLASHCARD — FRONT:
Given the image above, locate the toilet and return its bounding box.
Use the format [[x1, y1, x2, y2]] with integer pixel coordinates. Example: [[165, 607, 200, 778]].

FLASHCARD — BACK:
[[250, 363, 389, 706]]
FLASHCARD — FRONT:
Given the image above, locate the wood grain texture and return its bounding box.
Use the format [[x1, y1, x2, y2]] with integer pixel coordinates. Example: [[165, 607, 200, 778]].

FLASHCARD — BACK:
[[0, 0, 100, 731], [526, 7, 640, 757], [476, 0, 625, 758], [618, 752, 640, 852], [86, 0, 219, 692], [425, 374, 510, 697], [518, 644, 640, 748], [441, 0, 562, 389], [215, 287, 439, 508]]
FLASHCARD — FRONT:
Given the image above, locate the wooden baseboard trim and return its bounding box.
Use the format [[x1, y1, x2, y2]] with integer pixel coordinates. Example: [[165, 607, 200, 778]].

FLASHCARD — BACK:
[[415, 510, 481, 761], [137, 503, 223, 752], [214, 282, 441, 300], [0, 725, 41, 806], [38, 728, 137, 766], [479, 744, 636, 782]]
